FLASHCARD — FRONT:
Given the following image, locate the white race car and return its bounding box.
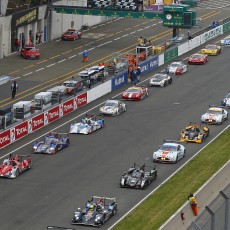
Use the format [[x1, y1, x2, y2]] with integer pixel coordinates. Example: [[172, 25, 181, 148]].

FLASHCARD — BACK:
[[166, 61, 188, 75], [99, 100, 126, 116], [153, 140, 185, 163], [221, 36, 230, 46], [201, 106, 228, 124], [149, 73, 172, 87]]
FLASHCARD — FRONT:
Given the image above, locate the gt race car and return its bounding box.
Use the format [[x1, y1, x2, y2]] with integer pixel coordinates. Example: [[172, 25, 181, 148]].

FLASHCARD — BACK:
[[149, 73, 172, 87], [187, 53, 208, 65], [166, 61, 188, 75], [70, 114, 104, 134], [120, 163, 157, 189], [21, 44, 40, 59], [153, 140, 185, 163], [72, 196, 118, 227], [221, 92, 230, 107], [99, 99, 126, 116], [0, 154, 32, 178], [61, 29, 82, 41], [33, 132, 70, 154], [201, 44, 221, 56], [180, 122, 209, 143], [122, 86, 148, 101], [201, 106, 228, 124]]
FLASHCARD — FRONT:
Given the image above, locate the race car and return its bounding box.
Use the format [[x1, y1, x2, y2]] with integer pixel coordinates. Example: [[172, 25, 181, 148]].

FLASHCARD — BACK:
[[21, 44, 40, 59], [149, 73, 172, 87], [122, 86, 148, 101], [201, 106, 228, 124], [201, 44, 221, 56], [63, 79, 83, 95], [180, 122, 209, 143], [61, 29, 82, 41], [120, 163, 157, 189], [187, 53, 208, 65], [221, 92, 230, 107], [33, 132, 70, 154], [99, 99, 126, 116], [221, 36, 230, 46], [72, 196, 117, 227], [166, 61, 188, 75], [70, 114, 104, 134], [0, 154, 32, 178], [153, 140, 185, 163]]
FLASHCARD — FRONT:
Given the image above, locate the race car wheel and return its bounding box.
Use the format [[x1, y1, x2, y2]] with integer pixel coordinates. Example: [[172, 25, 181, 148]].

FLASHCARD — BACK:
[[112, 209, 117, 216], [175, 156, 179, 163], [146, 92, 149, 97], [28, 162, 32, 169], [169, 78, 172, 84], [15, 169, 20, 177], [163, 82, 166, 87]]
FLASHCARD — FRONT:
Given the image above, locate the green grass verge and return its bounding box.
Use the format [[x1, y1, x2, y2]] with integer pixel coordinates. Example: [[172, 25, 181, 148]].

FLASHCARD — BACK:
[[113, 127, 230, 230]]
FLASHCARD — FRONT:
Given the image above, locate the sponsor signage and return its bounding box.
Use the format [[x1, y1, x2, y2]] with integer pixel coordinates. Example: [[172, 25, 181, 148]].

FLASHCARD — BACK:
[[111, 71, 128, 91], [138, 55, 159, 75], [31, 113, 44, 131], [164, 47, 178, 63], [223, 22, 230, 34], [77, 92, 87, 108], [14, 121, 28, 140], [203, 26, 222, 43], [63, 99, 74, 116], [0, 130, 11, 149], [47, 106, 60, 123]]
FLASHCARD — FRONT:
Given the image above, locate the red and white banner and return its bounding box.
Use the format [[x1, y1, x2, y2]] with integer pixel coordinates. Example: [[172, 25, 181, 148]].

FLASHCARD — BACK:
[[31, 113, 45, 132], [77, 92, 87, 108], [63, 99, 74, 116], [47, 106, 60, 123], [14, 121, 28, 141], [0, 129, 11, 149]]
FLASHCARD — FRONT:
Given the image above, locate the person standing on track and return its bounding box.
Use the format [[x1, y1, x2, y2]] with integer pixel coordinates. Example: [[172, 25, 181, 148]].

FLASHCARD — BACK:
[[82, 50, 89, 62], [11, 80, 18, 99]]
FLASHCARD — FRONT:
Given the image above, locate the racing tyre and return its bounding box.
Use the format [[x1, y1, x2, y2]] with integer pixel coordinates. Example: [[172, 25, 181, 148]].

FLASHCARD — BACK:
[[163, 82, 166, 87], [15, 169, 20, 177], [175, 155, 179, 163], [124, 105, 127, 112], [169, 78, 172, 84], [28, 162, 32, 170], [146, 92, 149, 97], [112, 209, 117, 216]]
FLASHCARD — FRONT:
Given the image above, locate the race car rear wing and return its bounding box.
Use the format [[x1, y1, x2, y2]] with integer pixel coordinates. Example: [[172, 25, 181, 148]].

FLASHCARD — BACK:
[[91, 196, 116, 205], [48, 132, 69, 138], [209, 105, 226, 109]]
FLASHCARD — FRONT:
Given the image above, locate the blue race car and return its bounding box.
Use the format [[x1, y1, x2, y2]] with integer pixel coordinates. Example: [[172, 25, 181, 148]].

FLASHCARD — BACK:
[[33, 132, 70, 154], [72, 196, 118, 227], [221, 92, 230, 107]]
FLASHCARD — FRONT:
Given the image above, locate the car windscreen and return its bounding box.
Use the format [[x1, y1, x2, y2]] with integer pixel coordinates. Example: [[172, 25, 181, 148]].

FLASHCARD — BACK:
[[65, 31, 74, 35], [154, 74, 165, 80], [206, 45, 216, 50], [207, 109, 221, 114], [63, 83, 74, 87], [126, 89, 140, 93], [132, 171, 142, 178], [26, 47, 36, 51], [160, 145, 177, 151], [104, 102, 118, 107], [170, 63, 180, 67], [192, 54, 203, 58]]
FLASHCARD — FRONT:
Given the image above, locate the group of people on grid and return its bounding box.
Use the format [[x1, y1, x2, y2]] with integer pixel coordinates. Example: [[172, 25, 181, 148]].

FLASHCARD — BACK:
[[15, 31, 43, 52]]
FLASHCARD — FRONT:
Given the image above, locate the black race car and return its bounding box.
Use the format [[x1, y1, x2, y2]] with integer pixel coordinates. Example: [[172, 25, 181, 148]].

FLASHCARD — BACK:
[[72, 196, 117, 227], [120, 163, 157, 189]]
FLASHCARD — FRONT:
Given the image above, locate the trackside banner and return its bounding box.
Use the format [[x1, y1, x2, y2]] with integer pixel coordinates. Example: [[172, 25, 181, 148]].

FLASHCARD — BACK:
[[111, 71, 128, 91], [138, 55, 159, 75], [0, 129, 11, 149]]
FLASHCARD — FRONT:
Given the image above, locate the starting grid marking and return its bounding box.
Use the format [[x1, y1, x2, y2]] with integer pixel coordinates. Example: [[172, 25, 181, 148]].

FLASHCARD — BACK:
[[198, 0, 230, 9]]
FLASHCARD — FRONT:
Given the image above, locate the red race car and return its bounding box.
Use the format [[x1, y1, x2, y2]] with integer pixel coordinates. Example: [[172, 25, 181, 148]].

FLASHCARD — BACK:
[[122, 86, 148, 101], [187, 53, 208, 65], [61, 29, 82, 41], [21, 44, 40, 59], [0, 154, 32, 179]]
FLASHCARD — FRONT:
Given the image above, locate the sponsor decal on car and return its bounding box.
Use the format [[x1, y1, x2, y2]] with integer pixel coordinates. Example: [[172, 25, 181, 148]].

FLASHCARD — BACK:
[[77, 92, 87, 108], [14, 121, 28, 140], [32, 113, 44, 131], [63, 99, 74, 116], [0, 130, 11, 149]]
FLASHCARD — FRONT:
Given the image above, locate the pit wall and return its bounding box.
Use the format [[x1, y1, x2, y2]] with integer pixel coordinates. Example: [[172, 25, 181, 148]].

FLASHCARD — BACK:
[[0, 22, 230, 149]]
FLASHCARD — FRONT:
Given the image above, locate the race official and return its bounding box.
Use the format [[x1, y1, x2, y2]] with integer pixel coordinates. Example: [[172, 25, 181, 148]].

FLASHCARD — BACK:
[[11, 80, 18, 99]]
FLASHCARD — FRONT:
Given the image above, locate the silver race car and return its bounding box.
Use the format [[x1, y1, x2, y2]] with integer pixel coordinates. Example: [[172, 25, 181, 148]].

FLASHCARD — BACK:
[[221, 92, 230, 107], [166, 61, 188, 75], [149, 73, 172, 87], [201, 106, 228, 124], [153, 140, 185, 163], [99, 100, 126, 116]]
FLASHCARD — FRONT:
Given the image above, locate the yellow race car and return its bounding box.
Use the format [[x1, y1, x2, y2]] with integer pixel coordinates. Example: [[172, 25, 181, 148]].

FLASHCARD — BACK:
[[180, 122, 209, 143], [201, 44, 221, 56]]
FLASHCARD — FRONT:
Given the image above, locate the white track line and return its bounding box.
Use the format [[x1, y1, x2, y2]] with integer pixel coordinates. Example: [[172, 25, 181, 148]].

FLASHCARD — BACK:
[[68, 55, 76, 59], [35, 68, 45, 72], [57, 59, 66, 63], [22, 72, 33, 76], [46, 63, 56, 68]]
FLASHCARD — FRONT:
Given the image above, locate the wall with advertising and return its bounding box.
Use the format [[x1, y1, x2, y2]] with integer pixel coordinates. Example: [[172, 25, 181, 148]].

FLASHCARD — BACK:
[[138, 55, 159, 75], [111, 71, 128, 91]]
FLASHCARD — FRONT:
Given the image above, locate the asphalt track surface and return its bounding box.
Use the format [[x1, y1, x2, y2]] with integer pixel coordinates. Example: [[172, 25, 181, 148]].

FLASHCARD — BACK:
[[0, 8, 230, 230]]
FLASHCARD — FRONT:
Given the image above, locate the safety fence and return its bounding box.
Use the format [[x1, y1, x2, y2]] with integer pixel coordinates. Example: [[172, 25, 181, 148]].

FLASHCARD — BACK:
[[187, 183, 230, 230]]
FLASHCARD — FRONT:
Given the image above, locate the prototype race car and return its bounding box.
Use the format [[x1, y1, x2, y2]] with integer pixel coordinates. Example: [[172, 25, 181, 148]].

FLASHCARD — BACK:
[[99, 99, 126, 116], [61, 29, 82, 41], [33, 132, 70, 154], [153, 140, 185, 163], [180, 122, 209, 143], [122, 86, 148, 101], [187, 53, 208, 65], [201, 106, 228, 124], [70, 114, 104, 134], [0, 154, 32, 178], [72, 196, 118, 227], [120, 163, 157, 189], [149, 73, 172, 87], [221, 36, 230, 46], [201, 44, 221, 56], [221, 92, 230, 107], [166, 61, 188, 75], [21, 44, 40, 59]]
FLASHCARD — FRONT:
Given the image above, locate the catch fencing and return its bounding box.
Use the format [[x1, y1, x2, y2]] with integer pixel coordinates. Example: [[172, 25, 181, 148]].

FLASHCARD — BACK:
[[188, 183, 230, 230]]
